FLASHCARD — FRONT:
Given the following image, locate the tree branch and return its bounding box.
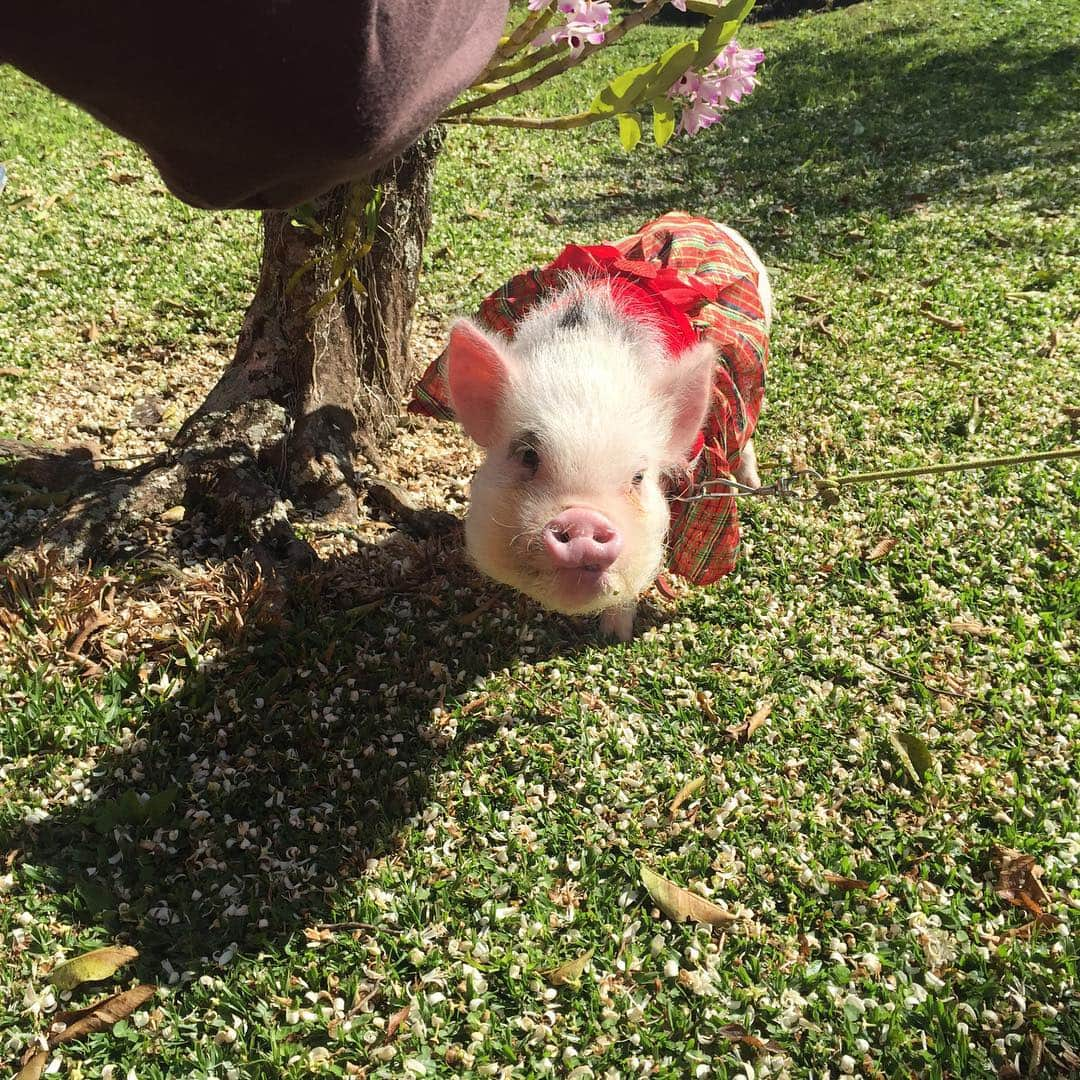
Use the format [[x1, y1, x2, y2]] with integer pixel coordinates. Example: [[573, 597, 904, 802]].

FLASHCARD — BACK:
[[440, 0, 667, 120]]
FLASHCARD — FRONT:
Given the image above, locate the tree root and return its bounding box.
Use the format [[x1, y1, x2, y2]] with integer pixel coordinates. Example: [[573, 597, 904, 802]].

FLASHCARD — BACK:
[[2, 400, 460, 566], [1, 400, 313, 565]]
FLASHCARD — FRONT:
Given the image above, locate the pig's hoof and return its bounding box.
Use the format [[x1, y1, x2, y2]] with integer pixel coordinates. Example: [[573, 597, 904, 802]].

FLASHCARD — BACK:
[[600, 606, 636, 642]]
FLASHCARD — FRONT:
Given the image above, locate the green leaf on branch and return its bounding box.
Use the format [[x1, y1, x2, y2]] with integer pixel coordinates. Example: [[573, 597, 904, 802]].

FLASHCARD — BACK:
[[617, 113, 643, 152], [648, 40, 700, 97], [697, 0, 757, 66], [590, 40, 698, 118], [653, 101, 677, 147], [591, 65, 659, 117]]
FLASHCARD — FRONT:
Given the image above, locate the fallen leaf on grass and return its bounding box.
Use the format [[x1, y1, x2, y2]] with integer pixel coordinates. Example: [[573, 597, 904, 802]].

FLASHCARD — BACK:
[[947, 619, 999, 638], [669, 777, 706, 820], [992, 846, 1050, 906], [718, 1023, 783, 1053], [726, 701, 772, 742], [50, 985, 156, 1046], [888, 729, 934, 785], [0, 366, 26, 378], [49, 946, 138, 991], [455, 596, 497, 625], [991, 846, 1056, 927], [544, 949, 593, 986], [823, 871, 871, 892], [866, 537, 897, 562], [920, 307, 966, 332], [695, 690, 720, 725], [108, 173, 141, 186], [66, 606, 111, 657], [640, 866, 737, 926], [15, 1051, 48, 1080], [384, 1003, 411, 1043]]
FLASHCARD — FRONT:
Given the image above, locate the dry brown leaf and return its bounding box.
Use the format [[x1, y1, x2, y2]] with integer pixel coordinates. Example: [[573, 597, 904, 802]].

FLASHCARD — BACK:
[[65, 607, 111, 658], [746, 702, 772, 739], [991, 846, 1056, 927], [866, 537, 897, 562], [459, 693, 493, 716], [455, 597, 497, 625], [15, 1051, 48, 1080], [695, 690, 720, 725], [992, 846, 1050, 906], [1056, 1043, 1080, 1071], [640, 866, 737, 926], [0, 366, 26, 378], [384, 1003, 411, 1043], [544, 949, 593, 986], [50, 985, 156, 1047], [48, 945, 138, 991], [823, 872, 871, 892], [947, 619, 999, 638], [727, 701, 773, 742], [718, 1023, 784, 1053], [920, 305, 966, 331], [669, 777, 706, 820], [159, 506, 186, 524]]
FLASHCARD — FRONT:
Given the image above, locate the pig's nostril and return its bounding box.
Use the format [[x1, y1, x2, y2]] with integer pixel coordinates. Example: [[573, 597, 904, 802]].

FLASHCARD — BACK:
[[555, 530, 571, 544]]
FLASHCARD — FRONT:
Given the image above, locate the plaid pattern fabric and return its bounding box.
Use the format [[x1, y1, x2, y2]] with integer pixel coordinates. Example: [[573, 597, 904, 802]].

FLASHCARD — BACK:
[[409, 211, 769, 585]]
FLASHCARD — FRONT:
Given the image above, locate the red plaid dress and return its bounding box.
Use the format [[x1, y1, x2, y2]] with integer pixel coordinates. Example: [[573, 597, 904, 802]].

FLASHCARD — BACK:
[[409, 211, 769, 585]]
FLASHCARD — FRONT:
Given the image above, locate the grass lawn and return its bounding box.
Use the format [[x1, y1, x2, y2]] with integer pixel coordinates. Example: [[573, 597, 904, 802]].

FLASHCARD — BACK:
[[2, 0, 1079, 1076]]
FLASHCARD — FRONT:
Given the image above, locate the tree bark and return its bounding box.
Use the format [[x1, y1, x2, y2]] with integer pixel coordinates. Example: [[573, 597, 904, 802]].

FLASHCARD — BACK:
[[5, 129, 446, 562], [181, 126, 445, 518]]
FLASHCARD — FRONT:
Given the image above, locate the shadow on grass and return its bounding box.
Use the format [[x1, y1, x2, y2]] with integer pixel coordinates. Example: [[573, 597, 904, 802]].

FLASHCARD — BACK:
[[3, 531, 619, 976], [558, 21, 1077, 247]]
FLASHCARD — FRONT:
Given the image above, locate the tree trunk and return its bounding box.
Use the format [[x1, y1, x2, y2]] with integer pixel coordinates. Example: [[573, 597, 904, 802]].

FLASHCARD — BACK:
[[8, 129, 446, 563], [181, 126, 445, 518]]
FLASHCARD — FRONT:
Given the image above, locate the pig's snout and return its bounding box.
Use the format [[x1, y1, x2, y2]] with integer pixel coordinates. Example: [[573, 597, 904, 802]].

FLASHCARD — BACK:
[[542, 508, 624, 573]]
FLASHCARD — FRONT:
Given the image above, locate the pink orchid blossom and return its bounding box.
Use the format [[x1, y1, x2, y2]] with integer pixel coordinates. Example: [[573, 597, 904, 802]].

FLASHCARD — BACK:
[[668, 38, 763, 135], [534, 0, 612, 57]]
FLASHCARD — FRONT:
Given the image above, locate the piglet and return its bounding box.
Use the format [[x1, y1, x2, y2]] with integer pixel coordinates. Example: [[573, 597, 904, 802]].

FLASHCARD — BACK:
[[444, 221, 770, 640]]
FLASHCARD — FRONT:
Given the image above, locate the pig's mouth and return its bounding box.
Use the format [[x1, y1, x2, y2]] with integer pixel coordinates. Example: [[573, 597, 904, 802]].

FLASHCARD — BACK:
[[544, 565, 618, 611]]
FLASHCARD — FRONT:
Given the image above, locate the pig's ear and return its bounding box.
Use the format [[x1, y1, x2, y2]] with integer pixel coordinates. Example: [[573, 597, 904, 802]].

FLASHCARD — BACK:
[[654, 340, 716, 462], [446, 319, 517, 446]]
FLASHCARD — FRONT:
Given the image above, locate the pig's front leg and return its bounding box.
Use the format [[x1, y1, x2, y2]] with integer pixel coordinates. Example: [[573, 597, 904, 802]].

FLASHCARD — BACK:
[[600, 604, 636, 642], [733, 437, 761, 490]]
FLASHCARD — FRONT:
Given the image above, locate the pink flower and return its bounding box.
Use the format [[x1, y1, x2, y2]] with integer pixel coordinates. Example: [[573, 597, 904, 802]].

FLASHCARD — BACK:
[[534, 0, 612, 57], [678, 97, 725, 136], [667, 38, 763, 136]]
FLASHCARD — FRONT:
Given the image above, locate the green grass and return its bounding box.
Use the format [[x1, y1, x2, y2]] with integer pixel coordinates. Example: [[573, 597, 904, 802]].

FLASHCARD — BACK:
[[2, 0, 1079, 1076]]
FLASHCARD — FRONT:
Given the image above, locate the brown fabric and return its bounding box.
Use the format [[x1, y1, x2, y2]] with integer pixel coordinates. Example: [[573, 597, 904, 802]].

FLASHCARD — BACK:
[[1, 0, 507, 209]]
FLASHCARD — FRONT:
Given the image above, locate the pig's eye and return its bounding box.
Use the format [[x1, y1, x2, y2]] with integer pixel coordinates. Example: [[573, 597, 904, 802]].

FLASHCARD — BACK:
[[632, 470, 645, 486], [510, 432, 541, 478], [521, 448, 540, 476]]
